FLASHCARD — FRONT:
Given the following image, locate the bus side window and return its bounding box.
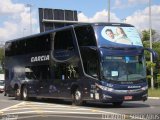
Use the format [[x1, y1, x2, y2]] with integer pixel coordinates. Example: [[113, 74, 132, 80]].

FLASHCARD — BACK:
[[54, 29, 75, 51], [67, 65, 79, 79], [75, 25, 97, 46], [87, 61, 98, 78], [54, 63, 79, 81], [80, 48, 99, 78]]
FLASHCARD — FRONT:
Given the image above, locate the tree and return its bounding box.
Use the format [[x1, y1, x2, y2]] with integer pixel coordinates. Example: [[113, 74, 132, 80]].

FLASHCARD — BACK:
[[142, 29, 160, 88], [142, 29, 156, 42]]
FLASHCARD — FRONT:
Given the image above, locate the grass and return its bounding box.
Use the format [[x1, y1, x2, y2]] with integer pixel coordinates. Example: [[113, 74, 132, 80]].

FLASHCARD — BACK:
[[148, 88, 160, 97]]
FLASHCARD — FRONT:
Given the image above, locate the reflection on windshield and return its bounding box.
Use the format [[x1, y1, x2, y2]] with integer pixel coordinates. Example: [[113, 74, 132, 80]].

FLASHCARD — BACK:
[[102, 56, 146, 81]]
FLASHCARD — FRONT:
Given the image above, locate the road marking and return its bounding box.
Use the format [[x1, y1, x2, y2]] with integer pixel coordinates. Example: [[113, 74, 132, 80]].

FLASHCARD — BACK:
[[0, 102, 25, 112], [0, 101, 145, 120], [1, 110, 115, 115], [0, 101, 116, 114], [16, 114, 102, 120], [148, 97, 160, 100]]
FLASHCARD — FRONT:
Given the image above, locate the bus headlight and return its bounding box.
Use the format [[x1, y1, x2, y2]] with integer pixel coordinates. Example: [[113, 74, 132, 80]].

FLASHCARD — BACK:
[[101, 86, 113, 92], [141, 86, 148, 91], [95, 83, 113, 92]]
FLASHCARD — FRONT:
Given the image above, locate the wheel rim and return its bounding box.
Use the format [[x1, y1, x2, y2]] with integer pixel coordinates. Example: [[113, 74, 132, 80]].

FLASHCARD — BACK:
[[23, 88, 27, 99], [16, 89, 20, 96], [75, 90, 81, 100]]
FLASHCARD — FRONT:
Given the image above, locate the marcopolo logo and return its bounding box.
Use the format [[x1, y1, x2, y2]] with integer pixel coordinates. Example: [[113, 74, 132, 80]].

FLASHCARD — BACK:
[[31, 55, 50, 63], [128, 86, 141, 89]]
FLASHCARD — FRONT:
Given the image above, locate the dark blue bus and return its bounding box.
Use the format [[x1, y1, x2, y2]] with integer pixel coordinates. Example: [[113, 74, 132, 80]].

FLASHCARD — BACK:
[[4, 23, 157, 106]]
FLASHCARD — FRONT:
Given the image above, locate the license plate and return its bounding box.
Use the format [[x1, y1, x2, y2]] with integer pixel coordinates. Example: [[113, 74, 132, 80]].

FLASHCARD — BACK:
[[124, 96, 132, 100]]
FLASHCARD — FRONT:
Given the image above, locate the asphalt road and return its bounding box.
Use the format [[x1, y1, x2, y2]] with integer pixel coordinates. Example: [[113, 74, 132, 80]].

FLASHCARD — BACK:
[[0, 93, 160, 120]]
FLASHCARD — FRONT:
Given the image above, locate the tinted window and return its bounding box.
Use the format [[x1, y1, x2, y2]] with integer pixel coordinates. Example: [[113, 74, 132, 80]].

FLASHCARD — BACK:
[[54, 29, 74, 50], [5, 42, 17, 56], [5, 34, 51, 56], [26, 35, 51, 53], [80, 48, 99, 78], [54, 63, 79, 80], [16, 40, 26, 55], [75, 25, 97, 46], [53, 29, 75, 60], [25, 65, 50, 81]]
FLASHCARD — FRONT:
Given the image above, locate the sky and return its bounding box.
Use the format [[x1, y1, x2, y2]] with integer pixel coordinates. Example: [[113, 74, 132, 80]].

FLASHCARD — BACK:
[[0, 0, 160, 42]]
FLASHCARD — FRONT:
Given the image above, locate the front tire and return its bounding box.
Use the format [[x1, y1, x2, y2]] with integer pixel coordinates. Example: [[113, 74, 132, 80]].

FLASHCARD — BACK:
[[22, 86, 29, 101], [72, 88, 83, 106]]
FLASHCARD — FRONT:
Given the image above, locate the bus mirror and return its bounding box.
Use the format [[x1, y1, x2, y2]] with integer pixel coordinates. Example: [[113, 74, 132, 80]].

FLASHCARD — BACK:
[[144, 48, 159, 63]]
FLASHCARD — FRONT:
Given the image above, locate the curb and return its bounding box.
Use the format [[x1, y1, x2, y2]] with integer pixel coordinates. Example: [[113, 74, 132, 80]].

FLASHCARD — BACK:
[[148, 97, 160, 100]]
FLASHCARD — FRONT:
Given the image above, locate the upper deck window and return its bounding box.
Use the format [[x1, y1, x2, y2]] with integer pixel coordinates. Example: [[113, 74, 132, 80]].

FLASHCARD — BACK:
[[74, 25, 97, 46], [54, 29, 75, 50], [94, 25, 143, 47], [53, 29, 75, 60]]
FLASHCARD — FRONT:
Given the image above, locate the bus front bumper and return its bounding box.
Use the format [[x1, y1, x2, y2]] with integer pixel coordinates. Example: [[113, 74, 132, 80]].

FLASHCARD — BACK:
[[100, 89, 148, 103]]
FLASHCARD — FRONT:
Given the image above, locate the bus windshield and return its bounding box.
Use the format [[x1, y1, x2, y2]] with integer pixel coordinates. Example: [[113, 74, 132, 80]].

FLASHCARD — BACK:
[[94, 25, 143, 47], [102, 55, 146, 81]]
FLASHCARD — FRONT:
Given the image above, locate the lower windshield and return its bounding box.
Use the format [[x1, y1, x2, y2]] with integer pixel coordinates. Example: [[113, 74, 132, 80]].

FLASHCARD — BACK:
[[102, 55, 146, 81]]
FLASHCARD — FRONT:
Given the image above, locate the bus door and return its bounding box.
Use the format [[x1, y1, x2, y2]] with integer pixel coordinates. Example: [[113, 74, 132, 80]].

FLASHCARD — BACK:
[[52, 63, 72, 98], [38, 66, 51, 96], [51, 28, 79, 98], [51, 63, 80, 98], [38, 77, 49, 96]]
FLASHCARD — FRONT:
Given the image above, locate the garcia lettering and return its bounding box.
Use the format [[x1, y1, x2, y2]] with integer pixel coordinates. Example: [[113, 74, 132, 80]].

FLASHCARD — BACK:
[[31, 55, 50, 63]]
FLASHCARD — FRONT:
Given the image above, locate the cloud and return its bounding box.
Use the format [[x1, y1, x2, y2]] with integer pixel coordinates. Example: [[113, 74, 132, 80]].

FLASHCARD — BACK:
[[114, 0, 148, 9], [127, 0, 147, 5], [0, 0, 38, 42], [0, 0, 24, 14], [1, 0, 159, 43], [126, 5, 160, 31], [78, 5, 160, 34], [78, 9, 120, 22], [115, 0, 122, 7], [0, 22, 18, 40]]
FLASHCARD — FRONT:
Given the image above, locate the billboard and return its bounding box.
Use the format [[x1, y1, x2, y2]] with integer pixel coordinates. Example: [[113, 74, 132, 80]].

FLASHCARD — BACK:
[[39, 8, 78, 32]]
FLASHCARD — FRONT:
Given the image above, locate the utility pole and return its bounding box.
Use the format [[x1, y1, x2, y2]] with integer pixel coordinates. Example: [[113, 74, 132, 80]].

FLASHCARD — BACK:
[[149, 0, 154, 89], [108, 0, 110, 22], [26, 4, 32, 34]]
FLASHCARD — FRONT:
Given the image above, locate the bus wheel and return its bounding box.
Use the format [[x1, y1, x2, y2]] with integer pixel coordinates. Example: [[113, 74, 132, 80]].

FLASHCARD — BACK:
[[112, 102, 123, 107], [22, 86, 29, 101], [15, 88, 21, 100], [72, 89, 83, 106]]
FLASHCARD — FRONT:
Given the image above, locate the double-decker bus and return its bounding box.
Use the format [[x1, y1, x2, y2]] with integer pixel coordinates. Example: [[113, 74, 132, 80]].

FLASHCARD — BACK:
[[4, 23, 157, 106]]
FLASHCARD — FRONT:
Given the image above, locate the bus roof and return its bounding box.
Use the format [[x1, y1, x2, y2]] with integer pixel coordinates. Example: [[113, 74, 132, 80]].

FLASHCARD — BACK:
[[5, 22, 134, 43]]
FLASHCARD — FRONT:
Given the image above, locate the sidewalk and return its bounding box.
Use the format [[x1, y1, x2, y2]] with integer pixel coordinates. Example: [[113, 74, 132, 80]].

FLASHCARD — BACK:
[[148, 97, 160, 99]]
